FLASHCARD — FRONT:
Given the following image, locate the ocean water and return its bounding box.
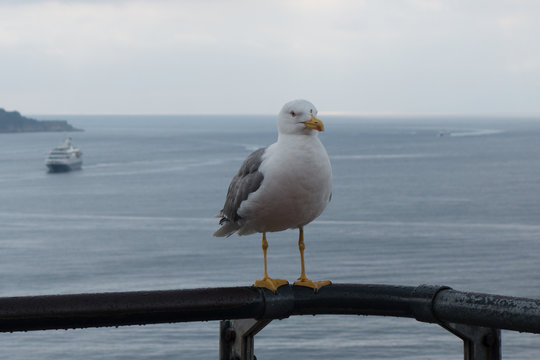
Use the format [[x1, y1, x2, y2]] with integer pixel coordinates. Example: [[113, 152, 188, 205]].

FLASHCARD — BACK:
[[0, 114, 539, 359]]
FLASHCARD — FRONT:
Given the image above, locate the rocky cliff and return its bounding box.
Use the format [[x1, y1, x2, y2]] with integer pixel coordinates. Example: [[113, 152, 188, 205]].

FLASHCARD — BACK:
[[0, 108, 82, 133]]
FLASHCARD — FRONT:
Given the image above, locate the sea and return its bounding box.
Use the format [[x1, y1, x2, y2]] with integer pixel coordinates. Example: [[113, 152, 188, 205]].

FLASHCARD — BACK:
[[0, 114, 539, 359]]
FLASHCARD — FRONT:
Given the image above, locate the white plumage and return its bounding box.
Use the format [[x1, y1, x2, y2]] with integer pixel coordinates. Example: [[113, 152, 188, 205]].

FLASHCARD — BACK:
[[214, 99, 332, 291]]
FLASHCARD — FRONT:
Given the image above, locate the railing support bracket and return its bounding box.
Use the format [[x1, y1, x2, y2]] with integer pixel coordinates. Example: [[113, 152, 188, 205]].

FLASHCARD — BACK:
[[440, 322, 501, 360], [220, 318, 272, 360]]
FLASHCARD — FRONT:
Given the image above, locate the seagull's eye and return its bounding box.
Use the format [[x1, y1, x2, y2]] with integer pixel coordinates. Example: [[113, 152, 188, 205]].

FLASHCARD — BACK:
[[290, 111, 296, 117]]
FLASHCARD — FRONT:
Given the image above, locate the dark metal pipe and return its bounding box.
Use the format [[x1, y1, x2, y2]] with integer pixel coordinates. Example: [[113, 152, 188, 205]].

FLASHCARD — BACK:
[[1, 284, 539, 334], [433, 289, 540, 334], [0, 287, 264, 332], [290, 284, 417, 318]]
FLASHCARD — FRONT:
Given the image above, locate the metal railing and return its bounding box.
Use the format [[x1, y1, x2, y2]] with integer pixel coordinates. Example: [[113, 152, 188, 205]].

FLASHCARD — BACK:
[[1, 284, 539, 359]]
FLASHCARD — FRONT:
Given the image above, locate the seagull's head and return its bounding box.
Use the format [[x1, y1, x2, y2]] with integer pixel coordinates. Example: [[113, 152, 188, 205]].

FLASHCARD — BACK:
[[278, 99, 324, 135]]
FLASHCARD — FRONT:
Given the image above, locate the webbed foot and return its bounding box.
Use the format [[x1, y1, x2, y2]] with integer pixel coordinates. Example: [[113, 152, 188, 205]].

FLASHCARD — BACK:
[[254, 277, 289, 292], [293, 278, 332, 291]]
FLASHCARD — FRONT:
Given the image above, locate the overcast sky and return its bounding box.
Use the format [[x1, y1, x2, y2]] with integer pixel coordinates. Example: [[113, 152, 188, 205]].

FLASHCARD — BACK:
[[1, 0, 539, 115]]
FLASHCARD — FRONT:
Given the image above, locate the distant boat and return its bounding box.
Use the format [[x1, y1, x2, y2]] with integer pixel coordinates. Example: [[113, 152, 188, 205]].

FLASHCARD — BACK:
[[45, 137, 83, 172], [438, 131, 451, 137]]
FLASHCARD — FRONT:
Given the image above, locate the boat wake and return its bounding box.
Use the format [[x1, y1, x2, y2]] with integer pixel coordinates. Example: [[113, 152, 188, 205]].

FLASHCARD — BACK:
[[83, 158, 233, 177], [448, 129, 504, 137]]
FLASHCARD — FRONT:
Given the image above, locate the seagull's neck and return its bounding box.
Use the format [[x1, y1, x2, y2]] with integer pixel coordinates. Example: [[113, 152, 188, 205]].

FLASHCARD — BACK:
[[278, 130, 317, 140], [276, 132, 321, 148]]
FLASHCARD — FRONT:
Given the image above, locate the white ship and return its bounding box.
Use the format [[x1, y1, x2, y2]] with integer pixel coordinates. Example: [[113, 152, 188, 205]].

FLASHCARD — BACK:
[[45, 138, 83, 172]]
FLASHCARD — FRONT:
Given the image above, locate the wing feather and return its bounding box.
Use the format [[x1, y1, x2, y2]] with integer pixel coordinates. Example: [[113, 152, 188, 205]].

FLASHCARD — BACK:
[[214, 147, 265, 236]]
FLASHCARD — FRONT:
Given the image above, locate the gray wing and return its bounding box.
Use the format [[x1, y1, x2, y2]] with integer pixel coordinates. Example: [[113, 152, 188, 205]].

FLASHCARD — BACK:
[[218, 147, 266, 225]]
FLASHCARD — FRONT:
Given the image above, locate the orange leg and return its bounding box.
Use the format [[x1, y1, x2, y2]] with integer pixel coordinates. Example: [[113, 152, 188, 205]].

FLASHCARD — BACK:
[[253, 232, 288, 292], [293, 228, 331, 291]]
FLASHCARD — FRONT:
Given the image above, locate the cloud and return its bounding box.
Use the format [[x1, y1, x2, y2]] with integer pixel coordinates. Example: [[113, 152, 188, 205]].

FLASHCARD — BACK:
[[0, 0, 539, 114]]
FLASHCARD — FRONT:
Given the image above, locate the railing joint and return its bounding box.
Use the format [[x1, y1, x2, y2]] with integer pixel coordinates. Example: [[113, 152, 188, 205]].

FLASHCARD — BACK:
[[256, 285, 294, 320], [410, 284, 452, 323]]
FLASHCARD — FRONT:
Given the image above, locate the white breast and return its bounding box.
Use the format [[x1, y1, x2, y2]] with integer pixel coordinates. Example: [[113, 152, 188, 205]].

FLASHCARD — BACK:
[[237, 134, 332, 234]]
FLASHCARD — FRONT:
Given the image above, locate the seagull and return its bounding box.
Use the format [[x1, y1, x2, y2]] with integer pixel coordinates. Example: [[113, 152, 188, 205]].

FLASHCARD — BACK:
[[214, 99, 332, 292]]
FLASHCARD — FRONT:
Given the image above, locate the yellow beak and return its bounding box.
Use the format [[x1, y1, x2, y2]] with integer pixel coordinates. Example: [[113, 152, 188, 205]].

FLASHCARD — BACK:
[[303, 115, 325, 132]]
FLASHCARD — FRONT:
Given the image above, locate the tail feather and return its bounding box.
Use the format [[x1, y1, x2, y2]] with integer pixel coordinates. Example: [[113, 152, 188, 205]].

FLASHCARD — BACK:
[[213, 220, 239, 237]]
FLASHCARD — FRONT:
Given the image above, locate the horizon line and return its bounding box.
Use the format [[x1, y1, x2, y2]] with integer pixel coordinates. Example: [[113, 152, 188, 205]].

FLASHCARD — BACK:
[[26, 111, 540, 118]]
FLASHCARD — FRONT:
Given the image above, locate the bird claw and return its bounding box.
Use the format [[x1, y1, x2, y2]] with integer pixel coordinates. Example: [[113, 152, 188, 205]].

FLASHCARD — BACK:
[[293, 279, 332, 292], [254, 277, 289, 292]]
